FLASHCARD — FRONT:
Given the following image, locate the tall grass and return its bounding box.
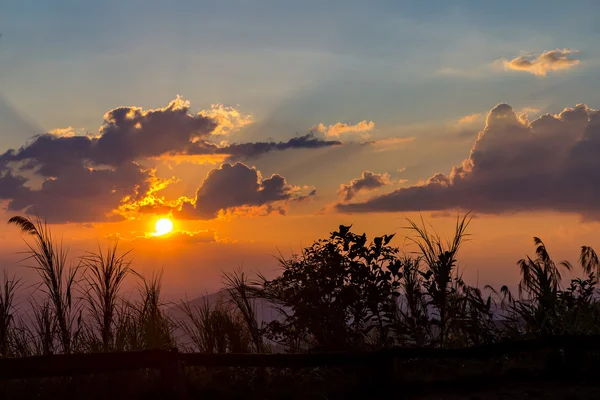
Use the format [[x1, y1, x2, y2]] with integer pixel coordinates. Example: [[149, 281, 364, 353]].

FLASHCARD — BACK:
[[0, 273, 20, 357], [223, 269, 265, 353], [81, 242, 135, 351], [176, 294, 252, 353], [8, 216, 82, 354], [405, 213, 472, 347], [116, 271, 174, 351], [2, 212, 600, 359]]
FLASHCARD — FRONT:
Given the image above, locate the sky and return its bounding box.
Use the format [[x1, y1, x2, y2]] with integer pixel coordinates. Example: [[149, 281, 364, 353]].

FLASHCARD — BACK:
[[1, 0, 600, 299]]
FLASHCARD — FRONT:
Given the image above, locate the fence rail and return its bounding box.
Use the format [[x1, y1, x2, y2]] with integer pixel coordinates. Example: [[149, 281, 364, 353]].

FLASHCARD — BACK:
[[0, 335, 599, 397]]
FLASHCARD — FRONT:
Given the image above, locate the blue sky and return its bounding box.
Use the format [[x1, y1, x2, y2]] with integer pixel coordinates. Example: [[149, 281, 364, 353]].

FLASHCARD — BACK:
[[2, 0, 600, 146]]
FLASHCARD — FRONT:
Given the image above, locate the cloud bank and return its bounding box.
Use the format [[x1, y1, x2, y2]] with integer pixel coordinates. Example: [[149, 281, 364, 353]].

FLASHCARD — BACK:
[[503, 49, 580, 76], [0, 98, 334, 223], [337, 103, 600, 220]]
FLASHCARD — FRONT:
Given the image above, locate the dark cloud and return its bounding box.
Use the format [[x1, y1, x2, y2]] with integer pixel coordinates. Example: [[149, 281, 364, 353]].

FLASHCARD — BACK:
[[178, 163, 300, 220], [336, 103, 600, 219], [5, 162, 151, 223], [0, 98, 330, 223], [189, 133, 341, 160], [338, 171, 391, 202], [93, 98, 217, 165]]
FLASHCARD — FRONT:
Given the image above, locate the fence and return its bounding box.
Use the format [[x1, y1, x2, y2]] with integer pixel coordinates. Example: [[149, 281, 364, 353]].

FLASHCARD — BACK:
[[0, 335, 598, 398]]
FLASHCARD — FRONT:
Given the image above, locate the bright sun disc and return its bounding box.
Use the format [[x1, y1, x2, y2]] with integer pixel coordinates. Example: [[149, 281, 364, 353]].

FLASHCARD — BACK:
[[154, 218, 173, 236]]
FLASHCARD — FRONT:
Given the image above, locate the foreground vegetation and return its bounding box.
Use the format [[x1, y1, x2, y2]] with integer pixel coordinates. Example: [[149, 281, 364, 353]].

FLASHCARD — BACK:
[[1, 213, 600, 398]]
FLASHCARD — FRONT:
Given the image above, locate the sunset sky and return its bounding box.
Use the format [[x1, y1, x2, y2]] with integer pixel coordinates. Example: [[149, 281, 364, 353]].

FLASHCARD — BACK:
[[2, 0, 600, 299]]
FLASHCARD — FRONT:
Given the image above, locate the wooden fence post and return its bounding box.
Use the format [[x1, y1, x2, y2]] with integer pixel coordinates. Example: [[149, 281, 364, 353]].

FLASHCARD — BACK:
[[160, 348, 188, 400]]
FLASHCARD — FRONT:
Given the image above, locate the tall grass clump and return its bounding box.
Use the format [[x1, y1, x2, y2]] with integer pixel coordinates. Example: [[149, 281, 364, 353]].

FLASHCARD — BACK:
[[176, 295, 253, 353], [0, 273, 21, 357], [404, 213, 472, 347], [223, 269, 266, 353], [114, 271, 174, 351], [81, 241, 135, 352], [8, 215, 82, 354]]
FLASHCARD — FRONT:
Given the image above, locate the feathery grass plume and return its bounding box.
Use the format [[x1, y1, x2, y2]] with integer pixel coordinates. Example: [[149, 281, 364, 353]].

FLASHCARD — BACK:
[[404, 212, 472, 347], [8, 215, 82, 354], [223, 269, 265, 353], [81, 241, 135, 351], [580, 246, 600, 280], [517, 237, 569, 298], [498, 238, 600, 338]]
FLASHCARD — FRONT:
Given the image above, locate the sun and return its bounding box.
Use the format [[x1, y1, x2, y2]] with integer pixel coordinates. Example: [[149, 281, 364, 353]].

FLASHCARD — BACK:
[[154, 218, 174, 236]]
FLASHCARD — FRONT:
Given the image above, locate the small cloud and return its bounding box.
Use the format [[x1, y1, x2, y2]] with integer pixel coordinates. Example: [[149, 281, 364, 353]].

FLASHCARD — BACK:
[[49, 127, 85, 138], [502, 49, 580, 76], [198, 104, 253, 135], [149, 229, 217, 244], [457, 113, 484, 125], [151, 154, 229, 165], [517, 107, 542, 124], [313, 120, 375, 139], [119, 229, 220, 245], [362, 137, 415, 152], [338, 171, 392, 202]]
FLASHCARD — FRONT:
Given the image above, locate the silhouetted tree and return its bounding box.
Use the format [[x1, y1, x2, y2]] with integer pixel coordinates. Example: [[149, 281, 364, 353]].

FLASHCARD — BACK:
[[258, 225, 403, 351]]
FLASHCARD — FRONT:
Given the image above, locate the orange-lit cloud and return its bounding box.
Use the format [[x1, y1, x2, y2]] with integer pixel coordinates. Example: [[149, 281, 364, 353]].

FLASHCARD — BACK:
[[178, 163, 312, 220], [457, 113, 484, 125], [150, 154, 230, 165], [48, 127, 86, 138], [337, 103, 600, 220], [458, 108, 541, 127], [313, 120, 375, 138], [502, 49, 580, 76], [0, 98, 336, 223], [106, 229, 220, 245], [198, 104, 253, 135], [338, 171, 392, 202]]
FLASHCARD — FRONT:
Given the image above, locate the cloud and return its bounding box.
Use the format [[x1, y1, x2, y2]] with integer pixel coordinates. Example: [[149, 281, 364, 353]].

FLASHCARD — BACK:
[[313, 120, 375, 138], [457, 113, 484, 125], [0, 98, 329, 223], [198, 104, 253, 135], [503, 49, 580, 76], [143, 229, 217, 244], [177, 163, 306, 220], [4, 162, 153, 223], [208, 133, 341, 160], [48, 127, 86, 138], [110, 229, 219, 246], [336, 103, 600, 220], [338, 171, 392, 202], [361, 136, 415, 152]]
